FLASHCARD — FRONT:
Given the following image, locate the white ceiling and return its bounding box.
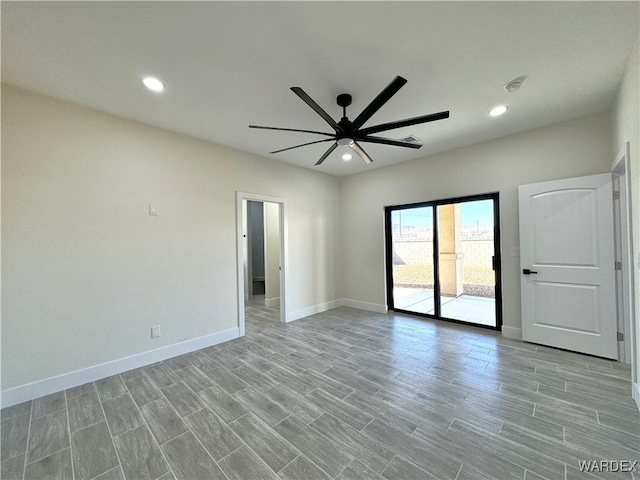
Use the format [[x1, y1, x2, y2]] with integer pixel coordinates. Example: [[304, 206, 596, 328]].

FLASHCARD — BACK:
[[2, 2, 638, 177]]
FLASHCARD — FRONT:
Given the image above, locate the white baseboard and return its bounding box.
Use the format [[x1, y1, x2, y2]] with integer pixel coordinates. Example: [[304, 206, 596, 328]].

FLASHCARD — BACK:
[[501, 325, 522, 340], [633, 382, 640, 412], [288, 299, 344, 322], [287, 298, 388, 322], [265, 297, 280, 307], [0, 327, 239, 408], [341, 298, 388, 314]]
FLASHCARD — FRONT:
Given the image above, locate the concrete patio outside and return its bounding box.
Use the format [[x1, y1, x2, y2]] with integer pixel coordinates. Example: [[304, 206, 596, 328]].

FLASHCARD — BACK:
[[393, 286, 496, 327]]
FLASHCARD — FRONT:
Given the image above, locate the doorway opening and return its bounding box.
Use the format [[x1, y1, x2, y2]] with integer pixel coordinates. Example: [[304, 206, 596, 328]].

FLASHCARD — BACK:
[[245, 200, 281, 321], [236, 192, 288, 336], [385, 193, 502, 330]]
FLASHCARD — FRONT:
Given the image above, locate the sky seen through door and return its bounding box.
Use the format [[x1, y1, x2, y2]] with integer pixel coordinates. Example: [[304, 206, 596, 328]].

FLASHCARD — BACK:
[[392, 200, 494, 241], [393, 200, 493, 228]]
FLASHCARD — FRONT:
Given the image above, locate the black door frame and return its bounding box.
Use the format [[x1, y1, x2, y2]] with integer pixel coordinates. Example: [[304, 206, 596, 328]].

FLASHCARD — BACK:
[[384, 192, 503, 331]]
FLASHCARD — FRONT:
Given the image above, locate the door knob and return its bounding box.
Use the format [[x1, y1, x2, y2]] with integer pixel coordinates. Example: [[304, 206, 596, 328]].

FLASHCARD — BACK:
[[522, 269, 538, 275]]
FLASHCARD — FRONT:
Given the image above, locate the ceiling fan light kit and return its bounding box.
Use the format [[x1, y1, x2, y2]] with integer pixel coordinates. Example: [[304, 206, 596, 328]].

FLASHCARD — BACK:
[[337, 138, 354, 147], [250, 76, 450, 166]]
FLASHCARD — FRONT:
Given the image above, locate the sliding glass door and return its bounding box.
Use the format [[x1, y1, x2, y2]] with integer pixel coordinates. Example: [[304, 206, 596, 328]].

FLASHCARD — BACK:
[[389, 206, 436, 315], [385, 194, 502, 329]]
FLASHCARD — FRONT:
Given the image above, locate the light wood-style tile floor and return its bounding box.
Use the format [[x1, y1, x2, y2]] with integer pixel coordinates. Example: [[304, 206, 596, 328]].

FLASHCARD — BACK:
[[2, 303, 639, 480]]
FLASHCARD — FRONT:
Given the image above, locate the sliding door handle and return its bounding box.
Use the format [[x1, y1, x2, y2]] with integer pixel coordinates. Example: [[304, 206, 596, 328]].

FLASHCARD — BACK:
[[522, 269, 538, 275]]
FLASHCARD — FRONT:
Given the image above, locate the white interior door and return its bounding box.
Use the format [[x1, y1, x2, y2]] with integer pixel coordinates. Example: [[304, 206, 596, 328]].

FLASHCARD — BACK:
[[518, 173, 617, 359]]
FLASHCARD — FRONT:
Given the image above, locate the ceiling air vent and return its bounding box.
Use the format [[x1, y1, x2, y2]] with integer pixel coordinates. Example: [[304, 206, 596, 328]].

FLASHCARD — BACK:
[[398, 134, 421, 144]]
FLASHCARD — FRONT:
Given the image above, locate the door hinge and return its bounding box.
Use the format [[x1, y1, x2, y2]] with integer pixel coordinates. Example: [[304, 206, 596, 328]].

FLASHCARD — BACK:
[[615, 261, 622, 271], [613, 191, 620, 200], [617, 332, 624, 341]]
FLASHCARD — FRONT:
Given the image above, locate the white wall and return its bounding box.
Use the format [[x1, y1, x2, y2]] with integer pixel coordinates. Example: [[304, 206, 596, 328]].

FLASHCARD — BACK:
[[1, 85, 341, 392], [611, 38, 640, 401], [339, 112, 612, 335]]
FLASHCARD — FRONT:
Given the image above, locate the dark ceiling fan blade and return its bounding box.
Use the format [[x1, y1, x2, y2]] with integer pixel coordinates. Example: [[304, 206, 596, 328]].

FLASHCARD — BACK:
[[269, 138, 335, 154], [350, 142, 373, 164], [315, 143, 338, 166], [249, 125, 335, 137], [358, 111, 450, 136], [290, 87, 343, 133], [351, 76, 408, 131], [357, 135, 422, 149]]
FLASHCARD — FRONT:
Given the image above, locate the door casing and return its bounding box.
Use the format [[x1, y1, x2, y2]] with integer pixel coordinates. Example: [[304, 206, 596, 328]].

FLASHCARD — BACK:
[[612, 142, 635, 366]]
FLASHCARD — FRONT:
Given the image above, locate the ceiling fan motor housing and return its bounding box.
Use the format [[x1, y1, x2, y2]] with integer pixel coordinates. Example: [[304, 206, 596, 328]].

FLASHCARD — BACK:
[[337, 118, 354, 137]]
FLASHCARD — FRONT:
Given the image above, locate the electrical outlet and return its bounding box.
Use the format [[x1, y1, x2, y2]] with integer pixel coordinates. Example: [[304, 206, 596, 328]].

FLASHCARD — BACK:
[[151, 325, 161, 338], [512, 247, 520, 258], [149, 204, 159, 216]]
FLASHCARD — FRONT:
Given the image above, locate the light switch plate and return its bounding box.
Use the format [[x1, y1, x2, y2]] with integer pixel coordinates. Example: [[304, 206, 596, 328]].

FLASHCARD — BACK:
[[149, 204, 159, 216]]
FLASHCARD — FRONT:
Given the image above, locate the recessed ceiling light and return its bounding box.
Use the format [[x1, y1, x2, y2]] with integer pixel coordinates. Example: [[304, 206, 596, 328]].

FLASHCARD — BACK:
[[342, 153, 353, 161], [142, 77, 165, 92], [489, 105, 509, 117]]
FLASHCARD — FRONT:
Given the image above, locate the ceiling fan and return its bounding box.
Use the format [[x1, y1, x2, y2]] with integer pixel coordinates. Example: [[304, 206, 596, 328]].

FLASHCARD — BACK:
[[250, 76, 449, 166]]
